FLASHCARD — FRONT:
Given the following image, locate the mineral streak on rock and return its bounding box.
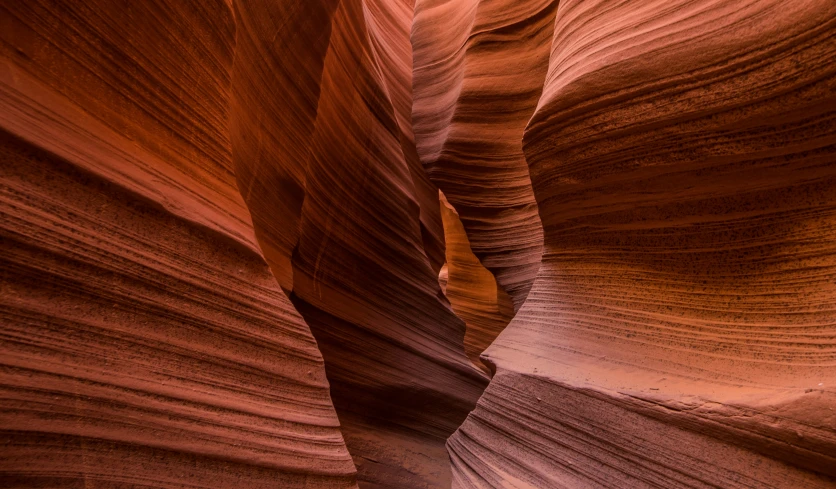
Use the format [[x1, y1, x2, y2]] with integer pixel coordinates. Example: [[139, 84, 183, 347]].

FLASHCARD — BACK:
[[290, 1, 487, 486], [413, 0, 556, 312], [365, 0, 448, 274], [439, 192, 514, 375], [0, 1, 355, 487], [449, 0, 836, 487]]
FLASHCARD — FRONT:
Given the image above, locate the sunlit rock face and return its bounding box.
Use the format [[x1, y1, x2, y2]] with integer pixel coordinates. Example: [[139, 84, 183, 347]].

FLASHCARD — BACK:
[[2, 0, 836, 488], [439, 192, 514, 375], [412, 0, 553, 313]]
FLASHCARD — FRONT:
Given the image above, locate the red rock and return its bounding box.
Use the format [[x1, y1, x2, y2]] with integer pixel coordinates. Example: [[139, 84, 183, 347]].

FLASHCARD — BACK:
[[3, 0, 836, 487], [448, 0, 836, 487], [1, 1, 355, 487], [413, 0, 555, 311], [439, 192, 514, 375], [232, 0, 484, 487], [231, 0, 341, 292]]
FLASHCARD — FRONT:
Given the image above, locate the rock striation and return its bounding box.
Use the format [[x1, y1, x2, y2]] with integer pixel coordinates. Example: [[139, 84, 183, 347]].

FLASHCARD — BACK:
[[439, 192, 514, 375], [0, 1, 355, 487], [444, 0, 836, 487], [2, 0, 486, 487], [232, 0, 485, 486], [413, 0, 554, 312], [2, 0, 836, 488]]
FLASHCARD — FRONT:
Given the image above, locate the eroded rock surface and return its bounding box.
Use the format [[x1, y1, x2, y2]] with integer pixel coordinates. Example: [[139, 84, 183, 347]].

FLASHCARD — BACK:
[[1, 1, 355, 487], [413, 0, 553, 311], [2, 0, 836, 488], [439, 192, 514, 375], [447, 0, 836, 487], [231, 0, 486, 487]]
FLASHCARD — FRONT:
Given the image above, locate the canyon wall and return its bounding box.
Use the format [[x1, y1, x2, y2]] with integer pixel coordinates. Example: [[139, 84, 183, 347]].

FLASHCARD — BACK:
[[232, 0, 485, 486], [0, 1, 356, 487], [413, 0, 554, 311], [2, 0, 484, 487], [2, 0, 836, 488], [434, 0, 836, 487], [439, 192, 514, 375]]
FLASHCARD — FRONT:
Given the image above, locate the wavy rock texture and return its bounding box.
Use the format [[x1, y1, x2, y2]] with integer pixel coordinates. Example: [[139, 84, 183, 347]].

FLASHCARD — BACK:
[[0, 1, 356, 487], [232, 0, 445, 292], [449, 0, 836, 487], [366, 0, 448, 274], [413, 0, 555, 311], [440, 192, 513, 375], [231, 0, 486, 487], [5, 0, 836, 487]]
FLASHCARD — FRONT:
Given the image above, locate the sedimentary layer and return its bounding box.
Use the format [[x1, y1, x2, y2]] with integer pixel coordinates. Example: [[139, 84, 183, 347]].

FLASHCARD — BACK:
[[231, 0, 487, 487], [3, 0, 836, 487], [413, 0, 555, 311], [448, 0, 836, 487], [0, 1, 356, 487]]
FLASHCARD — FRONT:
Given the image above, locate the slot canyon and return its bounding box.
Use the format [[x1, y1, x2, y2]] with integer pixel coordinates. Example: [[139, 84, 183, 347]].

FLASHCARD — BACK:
[[1, 0, 835, 487]]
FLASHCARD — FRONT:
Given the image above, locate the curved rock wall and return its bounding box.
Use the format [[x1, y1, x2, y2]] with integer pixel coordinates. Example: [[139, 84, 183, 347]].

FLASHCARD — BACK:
[[365, 0, 448, 274], [0, 1, 355, 487], [439, 192, 514, 375], [449, 0, 836, 487], [230, 0, 341, 292], [231, 0, 485, 487], [2, 0, 487, 486], [3, 0, 835, 487], [413, 0, 555, 311]]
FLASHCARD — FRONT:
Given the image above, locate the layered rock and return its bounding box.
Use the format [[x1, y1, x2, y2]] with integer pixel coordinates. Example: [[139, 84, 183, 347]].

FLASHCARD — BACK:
[[413, 0, 555, 311], [0, 1, 355, 487], [366, 0, 448, 274], [4, 0, 836, 487], [2, 0, 484, 487], [231, 0, 486, 487], [439, 193, 513, 375], [449, 0, 836, 487]]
